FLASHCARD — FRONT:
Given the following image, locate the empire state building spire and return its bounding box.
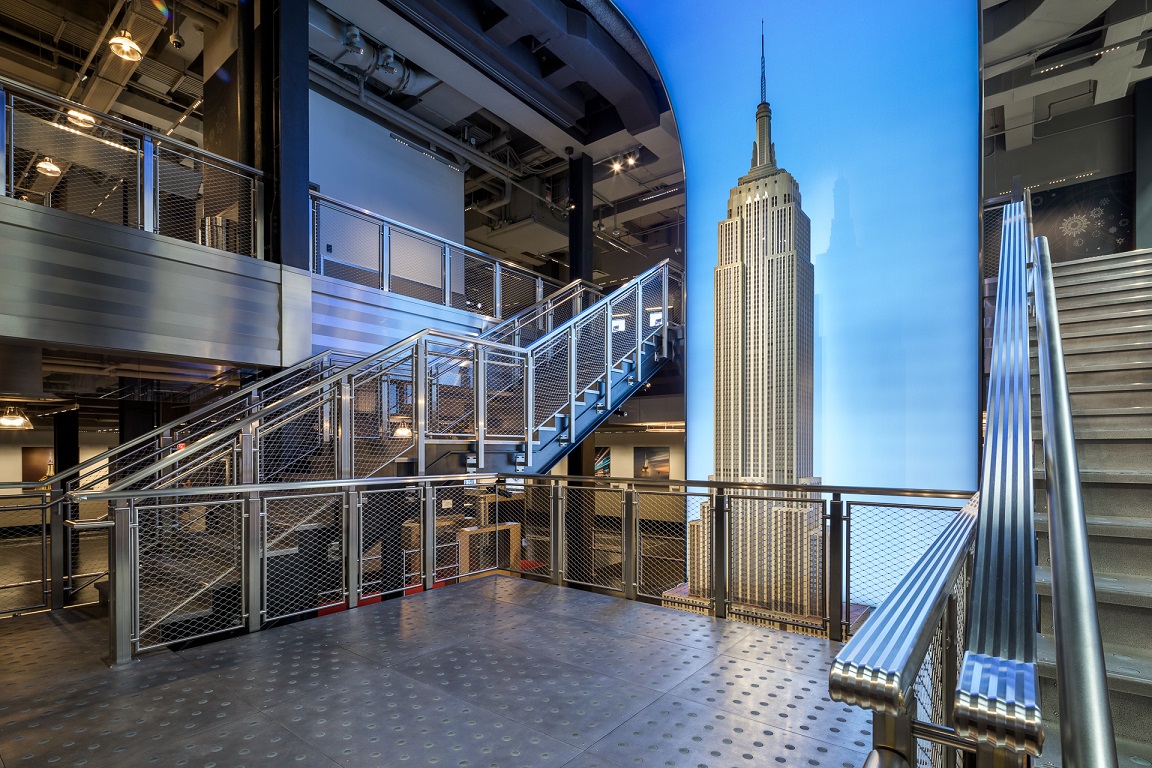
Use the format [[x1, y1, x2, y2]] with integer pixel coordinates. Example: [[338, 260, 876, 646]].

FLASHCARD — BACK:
[[751, 24, 776, 172]]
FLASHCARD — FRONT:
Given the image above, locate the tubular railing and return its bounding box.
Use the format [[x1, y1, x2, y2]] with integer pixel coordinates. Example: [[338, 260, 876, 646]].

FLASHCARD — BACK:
[[70, 474, 972, 666], [0, 77, 261, 258], [829, 198, 1117, 767], [311, 191, 564, 318], [101, 260, 683, 490], [1032, 235, 1117, 767]]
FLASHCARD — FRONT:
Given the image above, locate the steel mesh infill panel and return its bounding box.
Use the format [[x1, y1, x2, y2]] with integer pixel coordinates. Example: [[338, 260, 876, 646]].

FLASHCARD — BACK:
[[359, 487, 423, 599], [134, 498, 244, 651], [484, 351, 526, 438], [505, 480, 552, 575], [0, 495, 49, 616], [982, 205, 1005, 280], [157, 148, 254, 256], [315, 202, 383, 287], [532, 333, 570, 427], [640, 273, 665, 342], [668, 272, 685, 325], [426, 341, 476, 438], [574, 310, 608, 395], [846, 502, 960, 631], [352, 356, 416, 477], [564, 486, 625, 591], [451, 250, 496, 314], [257, 394, 339, 483], [389, 228, 443, 303], [432, 483, 505, 582], [727, 494, 825, 628], [609, 285, 639, 367], [500, 270, 538, 318], [10, 97, 140, 228], [263, 492, 346, 620], [636, 492, 709, 606]]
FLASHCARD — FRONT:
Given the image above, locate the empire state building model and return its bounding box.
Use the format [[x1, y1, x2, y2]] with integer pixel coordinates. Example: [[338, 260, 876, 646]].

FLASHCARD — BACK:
[[715, 49, 814, 488]]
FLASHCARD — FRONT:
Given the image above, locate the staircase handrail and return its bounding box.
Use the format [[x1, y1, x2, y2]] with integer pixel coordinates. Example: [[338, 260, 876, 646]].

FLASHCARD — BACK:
[[0, 349, 347, 494], [1030, 235, 1117, 767], [482, 278, 604, 343]]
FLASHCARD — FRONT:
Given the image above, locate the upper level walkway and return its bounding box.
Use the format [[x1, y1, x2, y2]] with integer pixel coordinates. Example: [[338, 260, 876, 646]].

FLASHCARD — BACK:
[[0, 575, 870, 768]]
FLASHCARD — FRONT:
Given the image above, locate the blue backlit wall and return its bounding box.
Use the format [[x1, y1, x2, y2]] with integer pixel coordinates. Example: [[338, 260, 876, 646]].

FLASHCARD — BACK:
[[616, 1, 979, 490]]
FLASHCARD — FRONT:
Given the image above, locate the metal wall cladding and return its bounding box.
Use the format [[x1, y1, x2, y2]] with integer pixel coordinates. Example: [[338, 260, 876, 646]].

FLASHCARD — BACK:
[[0, 197, 281, 366]]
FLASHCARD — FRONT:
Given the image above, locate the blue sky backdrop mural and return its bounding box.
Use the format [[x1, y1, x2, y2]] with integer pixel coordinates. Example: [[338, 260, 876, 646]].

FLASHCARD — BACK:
[[616, 0, 980, 490]]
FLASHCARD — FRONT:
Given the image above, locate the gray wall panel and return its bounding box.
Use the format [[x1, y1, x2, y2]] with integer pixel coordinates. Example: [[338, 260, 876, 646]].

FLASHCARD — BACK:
[[311, 274, 489, 356], [0, 198, 283, 366]]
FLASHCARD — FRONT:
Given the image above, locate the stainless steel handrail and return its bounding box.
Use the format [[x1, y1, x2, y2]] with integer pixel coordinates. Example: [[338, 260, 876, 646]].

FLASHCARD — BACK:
[[1033, 235, 1118, 767], [954, 200, 1043, 757], [0, 350, 346, 494], [0, 74, 261, 177], [829, 493, 977, 714]]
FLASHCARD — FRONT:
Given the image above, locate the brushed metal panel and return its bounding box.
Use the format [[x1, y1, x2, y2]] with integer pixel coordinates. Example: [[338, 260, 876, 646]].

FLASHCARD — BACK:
[[311, 273, 488, 356], [281, 266, 314, 366], [0, 198, 282, 367]]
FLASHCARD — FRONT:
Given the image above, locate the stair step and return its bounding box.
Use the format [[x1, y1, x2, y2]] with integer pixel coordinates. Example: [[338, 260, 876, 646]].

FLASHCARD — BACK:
[[1037, 566, 1152, 610], [1054, 290, 1152, 312], [1037, 633, 1152, 698], [1032, 381, 1152, 409], [1054, 277, 1152, 300], [1052, 250, 1152, 276], [1054, 265, 1152, 291], [1035, 732, 1152, 768], [1035, 512, 1152, 573], [1034, 429, 1152, 473], [1032, 406, 1152, 431], [1033, 470, 1152, 487]]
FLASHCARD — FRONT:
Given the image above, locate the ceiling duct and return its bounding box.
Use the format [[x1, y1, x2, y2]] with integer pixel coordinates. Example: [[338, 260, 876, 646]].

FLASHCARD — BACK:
[[308, 1, 439, 97], [79, 0, 169, 114]]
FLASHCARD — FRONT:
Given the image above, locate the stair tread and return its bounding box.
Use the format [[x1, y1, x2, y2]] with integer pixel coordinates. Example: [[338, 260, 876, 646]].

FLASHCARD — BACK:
[[1033, 469, 1152, 484], [1036, 633, 1152, 696], [1062, 359, 1152, 373], [1052, 250, 1152, 272], [1037, 566, 1152, 608], [1036, 512, 1152, 537]]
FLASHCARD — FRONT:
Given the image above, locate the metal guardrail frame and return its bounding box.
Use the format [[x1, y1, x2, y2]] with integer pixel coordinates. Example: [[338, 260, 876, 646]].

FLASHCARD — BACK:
[[310, 191, 564, 319]]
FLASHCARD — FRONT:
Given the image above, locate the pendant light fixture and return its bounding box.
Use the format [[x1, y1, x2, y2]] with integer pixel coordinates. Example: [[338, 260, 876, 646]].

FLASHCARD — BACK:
[[0, 407, 34, 430], [109, 29, 143, 62], [35, 157, 61, 177]]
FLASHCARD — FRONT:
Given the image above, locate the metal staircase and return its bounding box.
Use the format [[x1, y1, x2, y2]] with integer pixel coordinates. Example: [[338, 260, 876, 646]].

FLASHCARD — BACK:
[[1032, 248, 1152, 767], [101, 260, 683, 493]]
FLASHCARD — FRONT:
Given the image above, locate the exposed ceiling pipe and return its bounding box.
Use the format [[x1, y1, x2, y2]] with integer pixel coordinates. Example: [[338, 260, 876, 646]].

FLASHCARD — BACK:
[[65, 0, 128, 100], [476, 180, 511, 213]]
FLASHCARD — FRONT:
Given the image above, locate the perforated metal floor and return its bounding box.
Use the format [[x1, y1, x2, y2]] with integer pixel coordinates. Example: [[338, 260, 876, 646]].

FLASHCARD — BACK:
[[0, 577, 871, 767]]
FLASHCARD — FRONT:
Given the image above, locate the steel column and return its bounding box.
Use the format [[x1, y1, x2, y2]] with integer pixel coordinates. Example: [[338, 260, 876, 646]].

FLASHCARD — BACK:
[[711, 489, 728, 619], [475, 346, 486, 470], [109, 500, 133, 665], [422, 483, 436, 590], [551, 484, 564, 586], [50, 484, 64, 609], [828, 493, 845, 642], [239, 427, 261, 632], [622, 489, 637, 600], [346, 490, 360, 608], [415, 340, 428, 475]]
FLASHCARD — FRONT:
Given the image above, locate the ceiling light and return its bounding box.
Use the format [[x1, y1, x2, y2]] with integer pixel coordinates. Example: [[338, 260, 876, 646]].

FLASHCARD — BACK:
[[36, 157, 61, 177], [626, 155, 636, 167], [611, 160, 623, 172], [0, 407, 34, 430], [109, 30, 143, 62], [66, 109, 95, 128], [393, 423, 412, 439]]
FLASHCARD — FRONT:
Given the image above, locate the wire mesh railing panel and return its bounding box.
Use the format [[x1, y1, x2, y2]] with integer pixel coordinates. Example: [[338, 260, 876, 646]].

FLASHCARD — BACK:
[[727, 494, 825, 629], [609, 285, 639, 368], [668, 271, 684, 326], [503, 480, 552, 576], [451, 250, 496, 314], [485, 350, 527, 439], [635, 491, 695, 602], [531, 331, 571, 427], [68, 528, 110, 606], [846, 503, 960, 629], [640, 272, 666, 344], [426, 341, 476, 439], [431, 482, 504, 582], [501, 270, 538, 318], [314, 201, 382, 287], [263, 492, 346, 620], [9, 96, 141, 228], [0, 494, 50, 616], [157, 147, 254, 256], [982, 205, 1005, 280], [389, 228, 443, 303], [574, 309, 608, 395], [352, 355, 416, 477], [360, 487, 423, 599], [257, 393, 339, 483], [134, 498, 245, 651], [564, 486, 625, 591]]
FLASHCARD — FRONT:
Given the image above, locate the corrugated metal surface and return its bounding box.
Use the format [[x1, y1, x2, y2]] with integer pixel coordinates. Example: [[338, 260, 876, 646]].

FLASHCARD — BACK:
[[0, 197, 282, 366]]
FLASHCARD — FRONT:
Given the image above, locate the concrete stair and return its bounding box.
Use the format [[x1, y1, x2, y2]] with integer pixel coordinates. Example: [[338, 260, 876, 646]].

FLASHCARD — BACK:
[[1032, 250, 1152, 764]]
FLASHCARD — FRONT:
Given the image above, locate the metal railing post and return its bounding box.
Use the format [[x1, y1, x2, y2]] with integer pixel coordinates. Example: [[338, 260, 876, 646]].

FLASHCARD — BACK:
[[524, 353, 534, 469], [623, 488, 637, 600], [141, 136, 156, 233], [442, 246, 452, 307], [239, 428, 261, 632], [567, 326, 577, 443], [0, 85, 7, 197], [422, 482, 436, 590], [254, 178, 264, 259], [634, 285, 644, 380], [415, 340, 428, 474], [109, 500, 133, 665], [828, 493, 845, 642], [346, 489, 360, 609], [475, 346, 486, 470], [711, 488, 728, 619], [551, 483, 564, 585], [604, 302, 614, 411], [661, 265, 669, 361], [871, 713, 915, 768], [49, 483, 65, 609], [494, 264, 503, 319], [381, 224, 391, 291], [338, 375, 353, 480]]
